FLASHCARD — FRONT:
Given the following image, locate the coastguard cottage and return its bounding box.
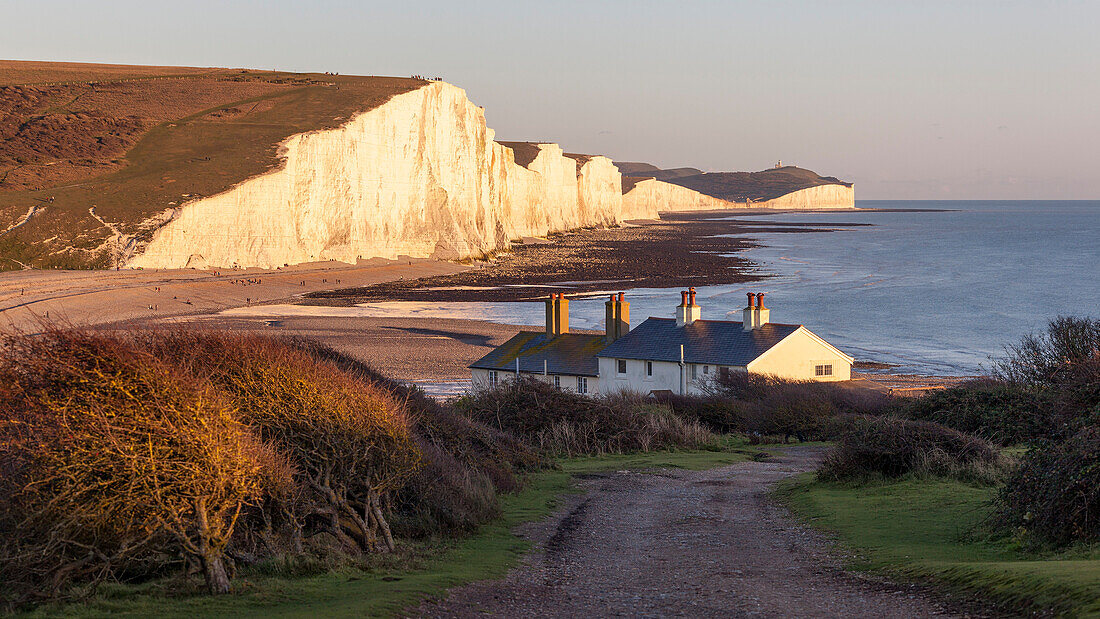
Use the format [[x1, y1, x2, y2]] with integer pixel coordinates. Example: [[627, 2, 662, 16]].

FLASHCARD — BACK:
[[469, 289, 852, 395]]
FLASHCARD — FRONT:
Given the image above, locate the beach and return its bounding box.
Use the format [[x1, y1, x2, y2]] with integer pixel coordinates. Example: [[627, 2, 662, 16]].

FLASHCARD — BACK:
[[0, 211, 979, 396]]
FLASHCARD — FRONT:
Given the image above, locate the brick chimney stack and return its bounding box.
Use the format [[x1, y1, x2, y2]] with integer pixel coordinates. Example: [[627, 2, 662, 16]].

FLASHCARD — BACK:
[[545, 293, 570, 336], [676, 288, 702, 327]]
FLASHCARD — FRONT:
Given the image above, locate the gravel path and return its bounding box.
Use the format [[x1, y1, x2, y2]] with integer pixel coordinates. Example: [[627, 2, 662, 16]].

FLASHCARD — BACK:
[[415, 447, 962, 618]]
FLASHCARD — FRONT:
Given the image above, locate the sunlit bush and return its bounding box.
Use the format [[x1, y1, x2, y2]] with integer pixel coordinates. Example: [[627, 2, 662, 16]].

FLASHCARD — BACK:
[[0, 328, 290, 603], [141, 331, 421, 554]]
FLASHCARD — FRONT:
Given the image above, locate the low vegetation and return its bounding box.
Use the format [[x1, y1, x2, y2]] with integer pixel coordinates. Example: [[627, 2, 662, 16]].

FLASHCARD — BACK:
[[455, 376, 716, 456], [661, 371, 893, 441], [817, 415, 1006, 484], [4, 315, 1095, 613], [0, 326, 718, 611], [782, 315, 1100, 614], [777, 476, 1100, 616], [0, 327, 540, 608], [995, 425, 1100, 548]]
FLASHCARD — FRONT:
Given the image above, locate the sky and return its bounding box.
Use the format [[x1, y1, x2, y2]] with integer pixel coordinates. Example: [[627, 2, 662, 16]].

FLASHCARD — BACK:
[[4, 0, 1099, 200]]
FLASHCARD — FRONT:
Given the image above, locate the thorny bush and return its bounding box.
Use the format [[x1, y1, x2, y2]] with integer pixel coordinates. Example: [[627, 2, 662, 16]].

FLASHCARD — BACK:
[[0, 328, 290, 603]]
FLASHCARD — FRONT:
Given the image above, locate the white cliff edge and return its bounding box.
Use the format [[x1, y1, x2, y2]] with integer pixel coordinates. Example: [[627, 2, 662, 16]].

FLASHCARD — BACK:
[[128, 81, 852, 270], [129, 82, 625, 270]]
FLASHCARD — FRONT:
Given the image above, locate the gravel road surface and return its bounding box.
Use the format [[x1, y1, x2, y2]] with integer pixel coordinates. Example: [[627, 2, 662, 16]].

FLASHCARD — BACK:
[[416, 447, 963, 618]]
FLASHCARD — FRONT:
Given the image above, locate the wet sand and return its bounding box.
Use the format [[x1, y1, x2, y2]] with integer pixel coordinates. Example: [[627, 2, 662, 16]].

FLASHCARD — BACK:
[[309, 212, 862, 303]]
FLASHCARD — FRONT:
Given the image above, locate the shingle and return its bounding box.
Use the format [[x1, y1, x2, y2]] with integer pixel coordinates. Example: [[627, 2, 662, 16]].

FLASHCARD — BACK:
[[469, 331, 605, 377], [595, 318, 800, 366]]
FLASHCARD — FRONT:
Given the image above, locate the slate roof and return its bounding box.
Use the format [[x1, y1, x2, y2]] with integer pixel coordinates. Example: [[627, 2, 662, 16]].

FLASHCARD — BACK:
[[595, 318, 801, 366], [469, 331, 607, 377]]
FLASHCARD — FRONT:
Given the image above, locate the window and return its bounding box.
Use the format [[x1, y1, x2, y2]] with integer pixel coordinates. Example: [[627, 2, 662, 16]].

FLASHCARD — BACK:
[[488, 370, 498, 387], [646, 361, 653, 376], [617, 359, 627, 375], [691, 364, 698, 380], [577, 376, 588, 394], [554, 375, 561, 389], [815, 364, 834, 377], [703, 365, 710, 375]]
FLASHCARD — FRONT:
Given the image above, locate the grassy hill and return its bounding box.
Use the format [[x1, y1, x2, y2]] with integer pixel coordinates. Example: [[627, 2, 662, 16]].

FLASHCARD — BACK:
[[0, 60, 424, 270]]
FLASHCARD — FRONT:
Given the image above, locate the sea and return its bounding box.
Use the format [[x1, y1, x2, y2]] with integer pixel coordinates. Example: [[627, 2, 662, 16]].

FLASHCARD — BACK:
[[231, 201, 1100, 378]]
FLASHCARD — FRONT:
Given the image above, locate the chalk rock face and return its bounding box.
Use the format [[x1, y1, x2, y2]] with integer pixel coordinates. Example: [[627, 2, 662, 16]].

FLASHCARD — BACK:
[[129, 82, 623, 269], [620, 178, 740, 219], [756, 184, 855, 209]]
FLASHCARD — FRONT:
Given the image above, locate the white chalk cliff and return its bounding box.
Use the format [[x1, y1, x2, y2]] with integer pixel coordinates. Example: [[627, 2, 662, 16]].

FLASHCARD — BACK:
[[129, 82, 851, 270], [620, 178, 739, 219], [750, 184, 854, 209]]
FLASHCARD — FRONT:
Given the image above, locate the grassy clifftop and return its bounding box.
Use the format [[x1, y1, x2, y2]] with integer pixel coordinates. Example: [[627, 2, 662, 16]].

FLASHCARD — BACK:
[[0, 60, 424, 269]]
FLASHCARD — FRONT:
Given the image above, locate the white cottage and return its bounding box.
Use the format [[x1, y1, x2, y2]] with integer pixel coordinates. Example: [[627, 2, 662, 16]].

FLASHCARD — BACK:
[[470, 289, 853, 395]]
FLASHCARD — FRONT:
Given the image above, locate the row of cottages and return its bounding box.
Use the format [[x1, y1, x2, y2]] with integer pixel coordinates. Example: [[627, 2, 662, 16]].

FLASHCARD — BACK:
[[469, 289, 853, 395]]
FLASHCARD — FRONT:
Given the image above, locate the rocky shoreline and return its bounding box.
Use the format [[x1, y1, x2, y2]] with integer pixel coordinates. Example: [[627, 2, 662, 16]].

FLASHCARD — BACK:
[[306, 211, 865, 304]]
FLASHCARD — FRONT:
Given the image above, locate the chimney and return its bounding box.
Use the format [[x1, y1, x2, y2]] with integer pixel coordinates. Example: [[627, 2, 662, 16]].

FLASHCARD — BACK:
[[555, 293, 569, 335], [605, 292, 631, 343], [616, 292, 630, 339], [605, 294, 616, 342], [743, 292, 756, 331], [754, 292, 770, 328], [676, 288, 702, 327], [546, 293, 557, 336]]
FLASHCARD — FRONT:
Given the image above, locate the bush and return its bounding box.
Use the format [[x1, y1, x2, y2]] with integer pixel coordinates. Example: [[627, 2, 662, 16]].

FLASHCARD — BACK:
[[664, 372, 896, 441], [141, 331, 421, 555], [0, 329, 291, 602], [818, 416, 1004, 483], [995, 316, 1100, 387], [902, 379, 1052, 445], [995, 425, 1100, 547], [456, 378, 715, 456], [285, 341, 546, 536]]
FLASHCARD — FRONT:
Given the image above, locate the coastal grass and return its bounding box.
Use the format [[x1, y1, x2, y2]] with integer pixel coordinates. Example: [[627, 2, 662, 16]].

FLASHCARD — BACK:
[[775, 475, 1100, 616], [27, 444, 757, 618]]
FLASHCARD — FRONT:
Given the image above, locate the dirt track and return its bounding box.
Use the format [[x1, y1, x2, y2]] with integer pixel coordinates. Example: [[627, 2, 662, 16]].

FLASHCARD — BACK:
[[416, 447, 961, 618]]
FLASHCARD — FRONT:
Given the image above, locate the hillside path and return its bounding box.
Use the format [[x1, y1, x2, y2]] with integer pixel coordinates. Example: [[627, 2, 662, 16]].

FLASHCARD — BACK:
[[415, 446, 961, 618]]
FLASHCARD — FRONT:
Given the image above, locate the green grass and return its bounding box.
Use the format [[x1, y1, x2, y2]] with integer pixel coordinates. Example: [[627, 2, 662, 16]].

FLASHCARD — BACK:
[[776, 475, 1100, 616], [30, 445, 757, 618]]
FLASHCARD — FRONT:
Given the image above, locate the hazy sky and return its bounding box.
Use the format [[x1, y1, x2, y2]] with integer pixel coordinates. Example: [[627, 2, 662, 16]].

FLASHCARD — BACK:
[[5, 0, 1099, 199]]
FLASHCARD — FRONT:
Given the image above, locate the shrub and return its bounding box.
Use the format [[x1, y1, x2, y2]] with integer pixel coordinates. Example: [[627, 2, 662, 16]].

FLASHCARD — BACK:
[[902, 379, 1052, 445], [285, 341, 546, 536], [0, 329, 290, 602], [818, 416, 1004, 483], [668, 372, 896, 440], [141, 331, 421, 555], [995, 316, 1100, 387], [995, 425, 1100, 547], [456, 378, 715, 456]]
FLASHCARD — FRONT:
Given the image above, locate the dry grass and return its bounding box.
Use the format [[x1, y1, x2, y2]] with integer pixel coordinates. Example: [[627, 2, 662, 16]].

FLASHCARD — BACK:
[[0, 61, 425, 269]]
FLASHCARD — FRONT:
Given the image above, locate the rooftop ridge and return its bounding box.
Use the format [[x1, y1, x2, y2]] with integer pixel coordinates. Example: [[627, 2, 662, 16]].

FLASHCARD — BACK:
[[646, 317, 803, 327]]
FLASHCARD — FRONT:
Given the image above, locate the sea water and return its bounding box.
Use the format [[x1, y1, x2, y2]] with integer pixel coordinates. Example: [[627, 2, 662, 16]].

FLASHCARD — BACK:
[[230, 201, 1098, 376]]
